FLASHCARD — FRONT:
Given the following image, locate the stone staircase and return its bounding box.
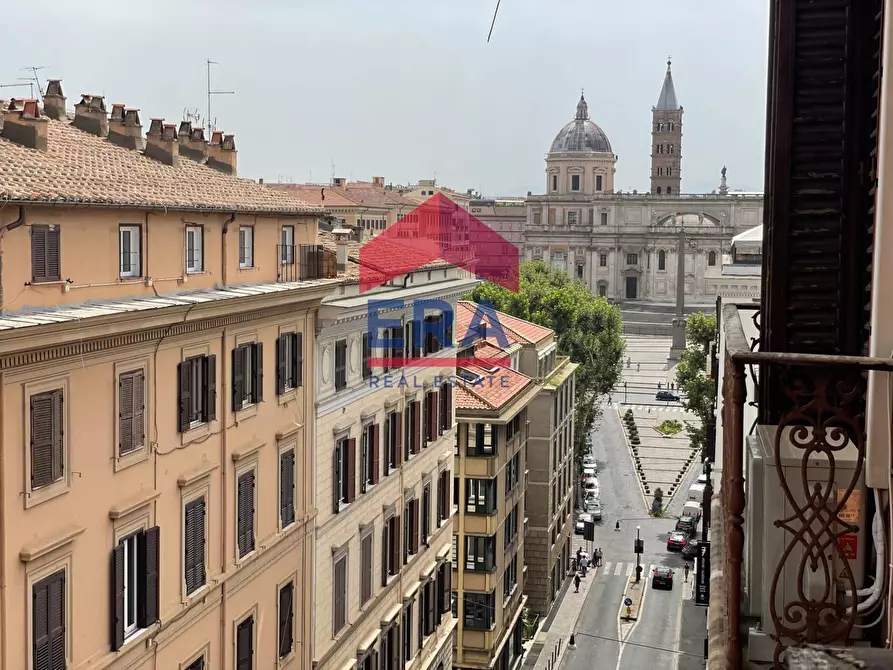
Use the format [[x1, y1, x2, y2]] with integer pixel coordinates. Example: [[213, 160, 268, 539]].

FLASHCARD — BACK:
[[618, 301, 713, 336]]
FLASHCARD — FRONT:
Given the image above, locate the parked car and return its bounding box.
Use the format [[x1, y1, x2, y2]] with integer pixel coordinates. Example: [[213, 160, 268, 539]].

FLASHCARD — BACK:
[[583, 478, 600, 497], [687, 482, 706, 502], [582, 467, 597, 481], [696, 473, 708, 485], [656, 390, 680, 402], [585, 498, 602, 520], [681, 501, 702, 521], [582, 455, 597, 470], [652, 566, 674, 589], [666, 531, 689, 551], [682, 540, 699, 560], [675, 516, 697, 536], [575, 513, 593, 535]]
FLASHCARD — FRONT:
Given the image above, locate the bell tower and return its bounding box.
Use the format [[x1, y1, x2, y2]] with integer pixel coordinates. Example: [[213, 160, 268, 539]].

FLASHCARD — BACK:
[[651, 58, 683, 195]]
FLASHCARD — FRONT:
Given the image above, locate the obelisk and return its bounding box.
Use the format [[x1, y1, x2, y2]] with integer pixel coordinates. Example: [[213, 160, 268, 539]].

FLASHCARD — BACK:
[[668, 227, 687, 361]]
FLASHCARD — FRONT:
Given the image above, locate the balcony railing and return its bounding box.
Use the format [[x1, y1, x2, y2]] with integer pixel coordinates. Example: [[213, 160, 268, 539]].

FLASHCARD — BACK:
[[276, 244, 337, 282], [717, 302, 893, 669]]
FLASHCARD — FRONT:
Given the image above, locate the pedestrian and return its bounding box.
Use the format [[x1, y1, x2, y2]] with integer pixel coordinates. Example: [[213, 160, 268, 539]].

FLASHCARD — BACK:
[[581, 556, 589, 576], [576, 547, 582, 564], [596, 548, 603, 567], [574, 573, 581, 593], [683, 563, 691, 582], [637, 362, 641, 371], [571, 557, 578, 573], [658, 381, 662, 390]]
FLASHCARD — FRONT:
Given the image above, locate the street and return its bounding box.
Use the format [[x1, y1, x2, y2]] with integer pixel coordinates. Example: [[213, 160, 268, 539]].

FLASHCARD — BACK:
[[563, 335, 706, 670], [614, 335, 686, 409]]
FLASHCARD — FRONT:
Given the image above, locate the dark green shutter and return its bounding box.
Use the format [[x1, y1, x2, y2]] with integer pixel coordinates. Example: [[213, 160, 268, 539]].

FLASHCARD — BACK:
[[232, 347, 244, 411], [138, 526, 160, 627], [253, 343, 263, 403], [204, 355, 217, 421], [177, 362, 191, 432], [276, 335, 287, 395], [111, 543, 125, 651]]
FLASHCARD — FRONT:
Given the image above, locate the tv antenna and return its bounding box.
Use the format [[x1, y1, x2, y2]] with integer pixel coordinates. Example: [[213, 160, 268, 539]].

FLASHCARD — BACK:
[[206, 59, 234, 138], [20, 66, 47, 101], [486, 0, 502, 43], [0, 82, 35, 98]]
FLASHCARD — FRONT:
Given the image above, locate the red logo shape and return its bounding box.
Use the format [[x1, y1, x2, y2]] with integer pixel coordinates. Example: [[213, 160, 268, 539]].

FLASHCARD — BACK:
[[359, 193, 520, 293]]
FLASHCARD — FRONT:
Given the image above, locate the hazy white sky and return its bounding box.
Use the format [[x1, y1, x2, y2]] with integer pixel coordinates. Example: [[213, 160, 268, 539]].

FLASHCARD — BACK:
[[4, 0, 769, 196]]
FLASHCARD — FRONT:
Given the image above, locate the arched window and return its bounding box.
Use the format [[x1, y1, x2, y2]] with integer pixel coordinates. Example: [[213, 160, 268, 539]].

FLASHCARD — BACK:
[[658, 121, 664, 132], [656, 186, 662, 194], [667, 167, 672, 176], [658, 250, 666, 270], [669, 144, 674, 154], [668, 121, 675, 131], [708, 250, 717, 266], [666, 186, 672, 194]]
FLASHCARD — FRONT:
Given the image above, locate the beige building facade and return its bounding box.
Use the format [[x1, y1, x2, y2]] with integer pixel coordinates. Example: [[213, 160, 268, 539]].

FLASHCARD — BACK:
[[0, 83, 341, 670], [704, 224, 762, 301]]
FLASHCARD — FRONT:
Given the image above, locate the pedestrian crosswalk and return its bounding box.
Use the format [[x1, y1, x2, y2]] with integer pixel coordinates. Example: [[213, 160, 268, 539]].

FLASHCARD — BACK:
[[622, 405, 693, 415], [575, 561, 670, 579]]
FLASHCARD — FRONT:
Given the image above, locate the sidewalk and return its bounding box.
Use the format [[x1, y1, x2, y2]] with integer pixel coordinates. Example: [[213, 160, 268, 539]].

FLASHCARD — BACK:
[[525, 568, 597, 670]]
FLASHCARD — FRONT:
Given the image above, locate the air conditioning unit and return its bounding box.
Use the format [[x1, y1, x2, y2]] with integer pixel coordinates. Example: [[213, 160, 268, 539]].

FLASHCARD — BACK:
[[745, 424, 867, 663]]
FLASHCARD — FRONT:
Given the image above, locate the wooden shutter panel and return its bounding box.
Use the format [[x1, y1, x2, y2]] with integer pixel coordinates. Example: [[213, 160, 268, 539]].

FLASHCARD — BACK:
[[30, 393, 55, 488], [253, 342, 264, 403], [31, 226, 47, 280], [119, 373, 134, 455], [371, 424, 380, 484], [236, 617, 254, 670], [237, 471, 255, 557], [411, 500, 419, 553], [441, 564, 451, 613], [346, 438, 357, 503], [46, 227, 61, 281], [132, 371, 145, 451], [294, 333, 303, 388], [381, 523, 390, 586], [278, 583, 294, 658], [281, 450, 295, 526], [34, 571, 65, 670], [231, 347, 244, 411], [111, 543, 125, 651], [332, 448, 341, 513], [177, 362, 191, 432], [205, 355, 217, 421], [411, 402, 420, 454], [395, 412, 403, 465], [138, 526, 160, 628], [276, 335, 287, 395], [426, 582, 436, 634], [51, 390, 64, 484]]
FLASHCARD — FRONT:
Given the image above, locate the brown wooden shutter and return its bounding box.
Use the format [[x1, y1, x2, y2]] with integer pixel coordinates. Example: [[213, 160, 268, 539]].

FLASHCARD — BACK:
[[132, 371, 145, 451], [34, 571, 66, 669], [184, 498, 206, 594], [46, 226, 61, 281], [138, 526, 160, 627], [119, 372, 134, 455], [426, 581, 436, 634], [236, 616, 254, 670], [371, 424, 380, 484], [253, 342, 264, 403], [51, 390, 63, 483], [237, 471, 255, 557], [31, 226, 48, 281], [346, 438, 357, 503], [411, 402, 420, 453], [232, 347, 244, 411], [411, 499, 419, 553], [332, 448, 342, 513], [276, 335, 288, 395], [381, 522, 390, 586], [395, 516, 403, 568], [111, 543, 125, 650], [280, 449, 295, 526], [204, 355, 217, 421], [295, 333, 303, 388], [395, 412, 403, 465], [278, 582, 294, 658], [177, 362, 191, 432], [441, 564, 451, 613], [30, 392, 55, 488]]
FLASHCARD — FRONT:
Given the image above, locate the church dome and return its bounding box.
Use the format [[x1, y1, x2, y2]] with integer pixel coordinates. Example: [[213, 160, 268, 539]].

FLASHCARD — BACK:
[[549, 93, 612, 154]]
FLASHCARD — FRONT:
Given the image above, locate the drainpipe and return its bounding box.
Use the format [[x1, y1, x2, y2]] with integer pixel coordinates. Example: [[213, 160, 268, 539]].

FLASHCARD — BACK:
[[222, 213, 236, 286], [0, 206, 25, 310], [144, 212, 151, 285], [220, 326, 229, 667]]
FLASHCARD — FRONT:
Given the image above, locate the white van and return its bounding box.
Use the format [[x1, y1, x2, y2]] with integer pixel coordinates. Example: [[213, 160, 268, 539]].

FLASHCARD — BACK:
[[682, 501, 702, 521], [687, 482, 706, 502]]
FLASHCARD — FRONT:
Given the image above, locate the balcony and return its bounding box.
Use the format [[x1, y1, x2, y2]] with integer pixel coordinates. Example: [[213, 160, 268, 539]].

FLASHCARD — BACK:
[[276, 244, 337, 282], [713, 303, 893, 669]]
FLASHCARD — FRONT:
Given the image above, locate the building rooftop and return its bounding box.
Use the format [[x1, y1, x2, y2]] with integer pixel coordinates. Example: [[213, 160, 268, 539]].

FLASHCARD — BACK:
[[456, 301, 552, 345], [655, 59, 680, 110], [455, 341, 534, 411], [550, 93, 612, 154]]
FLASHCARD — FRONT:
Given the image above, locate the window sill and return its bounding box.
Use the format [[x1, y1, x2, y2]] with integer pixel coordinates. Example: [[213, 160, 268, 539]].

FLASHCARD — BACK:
[[238, 265, 257, 272], [234, 402, 258, 423], [185, 270, 206, 276], [26, 279, 66, 286], [277, 387, 300, 407], [24, 478, 70, 510], [183, 582, 212, 605], [114, 443, 149, 472], [181, 420, 211, 445]]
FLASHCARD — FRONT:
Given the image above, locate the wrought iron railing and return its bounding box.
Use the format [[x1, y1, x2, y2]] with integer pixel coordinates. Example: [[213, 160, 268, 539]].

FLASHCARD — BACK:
[[718, 303, 893, 669], [276, 244, 337, 282]]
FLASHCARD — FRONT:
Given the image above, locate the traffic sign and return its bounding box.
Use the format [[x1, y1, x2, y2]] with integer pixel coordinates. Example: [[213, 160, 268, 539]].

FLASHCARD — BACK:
[[624, 597, 633, 606]]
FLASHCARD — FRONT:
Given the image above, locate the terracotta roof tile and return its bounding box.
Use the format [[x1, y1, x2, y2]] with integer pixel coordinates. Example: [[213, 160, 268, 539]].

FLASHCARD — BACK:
[[0, 103, 320, 214], [268, 184, 358, 208], [455, 301, 522, 347], [457, 301, 552, 345], [455, 341, 534, 411]]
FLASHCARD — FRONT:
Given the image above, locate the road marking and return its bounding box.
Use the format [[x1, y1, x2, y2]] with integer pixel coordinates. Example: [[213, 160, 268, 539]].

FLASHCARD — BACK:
[[603, 561, 612, 574], [626, 563, 634, 576], [614, 562, 623, 576]]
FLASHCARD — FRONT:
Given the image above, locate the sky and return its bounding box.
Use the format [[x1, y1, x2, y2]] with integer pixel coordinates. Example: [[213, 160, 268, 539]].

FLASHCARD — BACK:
[[3, 0, 769, 197]]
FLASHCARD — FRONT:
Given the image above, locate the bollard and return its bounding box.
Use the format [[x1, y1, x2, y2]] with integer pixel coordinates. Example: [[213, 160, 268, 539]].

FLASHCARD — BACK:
[[615, 520, 621, 531], [569, 633, 577, 650]]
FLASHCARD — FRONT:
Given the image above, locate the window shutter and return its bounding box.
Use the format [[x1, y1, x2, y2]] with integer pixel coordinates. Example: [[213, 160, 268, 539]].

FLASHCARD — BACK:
[[119, 373, 134, 455], [332, 448, 341, 513], [138, 526, 160, 628], [346, 438, 357, 503], [371, 424, 380, 485], [411, 402, 420, 454], [231, 347, 244, 411], [185, 499, 206, 594], [476, 424, 484, 452], [177, 362, 191, 432], [441, 564, 451, 613], [46, 227, 61, 281], [445, 384, 452, 429], [390, 626, 400, 669], [237, 471, 255, 557], [395, 516, 402, 568], [253, 342, 264, 403], [276, 335, 287, 395], [395, 411, 403, 464], [204, 355, 217, 421], [294, 333, 303, 388], [236, 617, 254, 670], [278, 583, 294, 658], [426, 582, 436, 634], [51, 390, 64, 483], [421, 396, 428, 447], [280, 450, 295, 527], [411, 500, 419, 553], [111, 543, 125, 651], [133, 371, 145, 451], [30, 393, 55, 488], [35, 571, 65, 670], [31, 226, 47, 280], [381, 523, 390, 586]]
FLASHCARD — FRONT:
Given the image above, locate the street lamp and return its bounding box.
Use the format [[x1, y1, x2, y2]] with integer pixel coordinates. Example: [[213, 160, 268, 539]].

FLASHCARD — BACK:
[[702, 457, 713, 542], [634, 525, 643, 582]]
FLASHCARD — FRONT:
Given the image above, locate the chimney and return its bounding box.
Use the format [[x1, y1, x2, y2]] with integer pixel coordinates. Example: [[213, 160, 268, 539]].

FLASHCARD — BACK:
[[144, 119, 180, 167], [372, 176, 385, 188], [73, 94, 108, 136], [1, 99, 48, 150], [207, 130, 237, 175], [108, 105, 143, 150], [332, 228, 352, 273], [333, 177, 346, 188], [178, 122, 208, 162], [43, 80, 66, 121]]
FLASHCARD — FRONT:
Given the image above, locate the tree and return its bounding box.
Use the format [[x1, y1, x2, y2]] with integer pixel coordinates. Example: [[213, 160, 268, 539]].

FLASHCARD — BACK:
[[467, 261, 625, 458], [675, 312, 717, 454]]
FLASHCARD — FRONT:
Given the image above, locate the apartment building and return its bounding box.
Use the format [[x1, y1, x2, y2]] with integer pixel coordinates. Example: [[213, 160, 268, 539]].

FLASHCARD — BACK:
[[312, 232, 478, 670], [0, 83, 342, 670], [451, 323, 542, 670]]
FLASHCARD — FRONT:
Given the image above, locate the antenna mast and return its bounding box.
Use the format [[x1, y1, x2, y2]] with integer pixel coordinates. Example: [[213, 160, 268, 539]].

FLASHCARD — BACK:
[[0, 82, 34, 98], [20, 66, 47, 101], [206, 59, 234, 138]]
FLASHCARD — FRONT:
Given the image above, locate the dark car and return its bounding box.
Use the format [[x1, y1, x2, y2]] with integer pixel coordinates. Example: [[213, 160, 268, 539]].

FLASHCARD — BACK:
[[666, 531, 689, 551], [682, 540, 699, 560], [675, 516, 697, 536], [652, 566, 674, 589], [656, 390, 680, 402]]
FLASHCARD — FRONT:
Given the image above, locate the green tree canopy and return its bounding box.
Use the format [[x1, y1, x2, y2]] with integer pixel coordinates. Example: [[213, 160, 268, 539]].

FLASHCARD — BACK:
[[675, 312, 717, 453], [468, 261, 625, 456]]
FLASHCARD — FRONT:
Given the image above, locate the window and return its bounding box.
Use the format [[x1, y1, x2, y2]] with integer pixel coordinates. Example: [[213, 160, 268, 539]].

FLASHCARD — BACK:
[[596, 175, 603, 191], [598, 283, 607, 297], [533, 211, 542, 225], [232, 342, 263, 411], [423, 314, 443, 356], [437, 469, 450, 525], [436, 562, 451, 618], [465, 478, 496, 514], [119, 225, 141, 277], [111, 527, 160, 649], [576, 264, 584, 279], [667, 186, 672, 194], [424, 391, 438, 445], [280, 448, 295, 528], [360, 532, 374, 606], [30, 389, 64, 489], [360, 423, 380, 493], [669, 121, 675, 131], [386, 410, 402, 472], [236, 469, 256, 558], [238, 226, 254, 269], [184, 496, 207, 595], [278, 582, 295, 659], [405, 320, 422, 360], [381, 624, 400, 670], [463, 592, 495, 630], [281, 225, 295, 264], [402, 601, 413, 663], [117, 370, 146, 457], [236, 615, 254, 670], [656, 186, 662, 194], [185, 225, 203, 273], [382, 514, 401, 585], [667, 166, 673, 176], [468, 423, 494, 456], [404, 498, 419, 558], [439, 383, 452, 433], [550, 174, 557, 191], [504, 504, 519, 548], [276, 332, 303, 393], [599, 253, 607, 267], [362, 333, 372, 379], [177, 355, 217, 432], [405, 401, 421, 456], [465, 535, 496, 572], [657, 167, 663, 176], [333, 553, 348, 636], [420, 579, 437, 639], [669, 144, 675, 154], [185, 657, 205, 670], [505, 453, 520, 493], [31, 224, 61, 282], [658, 249, 666, 271], [566, 211, 578, 225], [657, 121, 664, 131], [600, 212, 608, 226], [626, 253, 638, 266], [570, 174, 580, 191], [333, 437, 356, 511], [548, 208, 555, 225], [421, 484, 431, 545], [708, 250, 717, 266], [656, 144, 663, 154], [334, 339, 347, 391], [503, 555, 518, 602], [33, 569, 66, 670]]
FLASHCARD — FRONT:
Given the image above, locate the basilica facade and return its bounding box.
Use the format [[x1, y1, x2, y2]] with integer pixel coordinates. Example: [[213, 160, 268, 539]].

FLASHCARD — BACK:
[[519, 61, 764, 305]]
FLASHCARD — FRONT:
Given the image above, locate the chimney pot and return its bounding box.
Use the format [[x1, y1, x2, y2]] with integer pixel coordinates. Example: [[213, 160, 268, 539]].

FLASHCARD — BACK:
[[333, 177, 346, 187], [43, 80, 67, 121], [144, 118, 180, 167], [178, 120, 192, 138], [73, 94, 108, 136], [108, 105, 143, 150], [161, 123, 177, 141], [148, 118, 164, 136], [178, 124, 208, 163], [2, 98, 48, 150], [207, 130, 237, 175], [110, 104, 125, 122], [332, 228, 352, 272], [210, 130, 224, 146], [372, 176, 385, 188]]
